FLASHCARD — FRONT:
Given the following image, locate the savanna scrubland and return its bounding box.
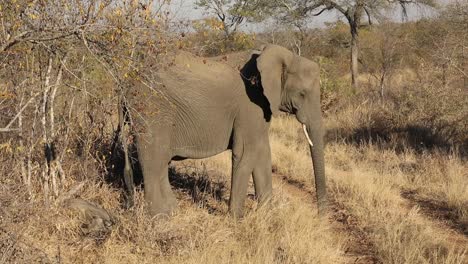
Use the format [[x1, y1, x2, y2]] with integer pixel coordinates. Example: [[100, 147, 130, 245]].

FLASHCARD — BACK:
[[0, 1, 467, 263]]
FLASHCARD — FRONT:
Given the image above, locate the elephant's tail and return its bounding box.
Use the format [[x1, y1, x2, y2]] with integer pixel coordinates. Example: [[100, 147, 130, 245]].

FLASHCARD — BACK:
[[119, 96, 135, 208]]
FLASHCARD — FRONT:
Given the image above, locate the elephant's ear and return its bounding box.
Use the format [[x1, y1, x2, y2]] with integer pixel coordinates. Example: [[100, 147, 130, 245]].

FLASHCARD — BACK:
[[256, 45, 294, 116]]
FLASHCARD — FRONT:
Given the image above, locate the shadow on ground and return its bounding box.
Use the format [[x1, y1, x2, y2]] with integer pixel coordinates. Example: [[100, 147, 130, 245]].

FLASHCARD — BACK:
[[326, 124, 467, 158], [169, 166, 228, 214], [401, 189, 468, 236]]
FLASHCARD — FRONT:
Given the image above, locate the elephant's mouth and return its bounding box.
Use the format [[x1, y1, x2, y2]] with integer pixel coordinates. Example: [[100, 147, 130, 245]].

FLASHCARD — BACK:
[[279, 104, 292, 113], [291, 106, 298, 115], [294, 109, 308, 125], [279, 102, 299, 115], [280, 103, 307, 125]]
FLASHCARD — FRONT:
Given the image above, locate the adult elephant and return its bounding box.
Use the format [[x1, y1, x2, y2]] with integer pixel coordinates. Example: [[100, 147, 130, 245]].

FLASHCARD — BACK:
[[122, 44, 327, 217]]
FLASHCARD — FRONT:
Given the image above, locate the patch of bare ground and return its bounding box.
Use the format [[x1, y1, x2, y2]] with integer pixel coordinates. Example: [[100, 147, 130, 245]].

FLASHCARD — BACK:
[[272, 171, 380, 264], [401, 189, 468, 239]]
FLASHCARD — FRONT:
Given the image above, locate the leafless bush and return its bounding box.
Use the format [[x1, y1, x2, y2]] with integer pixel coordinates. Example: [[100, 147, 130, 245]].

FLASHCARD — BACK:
[[0, 0, 174, 205]]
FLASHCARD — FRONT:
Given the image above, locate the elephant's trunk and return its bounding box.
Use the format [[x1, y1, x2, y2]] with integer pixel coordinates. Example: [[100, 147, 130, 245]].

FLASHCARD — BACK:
[[304, 112, 328, 216]]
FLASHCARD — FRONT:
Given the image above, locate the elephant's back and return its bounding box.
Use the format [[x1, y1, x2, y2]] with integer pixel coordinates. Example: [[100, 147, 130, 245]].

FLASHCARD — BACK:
[[208, 51, 255, 70], [155, 51, 245, 102], [171, 51, 241, 82]]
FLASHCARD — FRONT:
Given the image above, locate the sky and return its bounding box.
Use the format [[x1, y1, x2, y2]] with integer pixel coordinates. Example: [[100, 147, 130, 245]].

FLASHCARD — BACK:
[[168, 0, 339, 29], [168, 0, 450, 31]]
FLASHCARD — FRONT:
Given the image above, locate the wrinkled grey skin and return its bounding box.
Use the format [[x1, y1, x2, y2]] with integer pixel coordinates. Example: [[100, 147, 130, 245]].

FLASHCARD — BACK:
[[123, 44, 327, 217]]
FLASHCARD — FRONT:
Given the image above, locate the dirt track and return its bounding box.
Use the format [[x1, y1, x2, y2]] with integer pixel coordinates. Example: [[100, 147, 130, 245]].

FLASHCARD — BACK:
[[400, 189, 468, 255], [272, 173, 380, 264], [401, 189, 468, 237]]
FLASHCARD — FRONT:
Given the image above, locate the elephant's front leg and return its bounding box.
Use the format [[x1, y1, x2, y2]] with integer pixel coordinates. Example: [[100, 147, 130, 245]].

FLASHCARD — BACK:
[[252, 141, 273, 206]]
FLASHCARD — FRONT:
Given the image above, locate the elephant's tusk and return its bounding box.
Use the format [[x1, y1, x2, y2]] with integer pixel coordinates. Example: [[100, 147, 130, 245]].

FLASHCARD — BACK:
[[302, 124, 314, 147]]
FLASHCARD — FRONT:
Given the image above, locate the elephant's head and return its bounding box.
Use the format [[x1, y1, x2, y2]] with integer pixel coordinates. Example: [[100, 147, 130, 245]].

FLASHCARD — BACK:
[[256, 44, 328, 215]]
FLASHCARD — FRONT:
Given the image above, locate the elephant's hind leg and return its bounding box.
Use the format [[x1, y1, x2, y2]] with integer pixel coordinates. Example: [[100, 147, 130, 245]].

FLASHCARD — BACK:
[[229, 154, 253, 218]]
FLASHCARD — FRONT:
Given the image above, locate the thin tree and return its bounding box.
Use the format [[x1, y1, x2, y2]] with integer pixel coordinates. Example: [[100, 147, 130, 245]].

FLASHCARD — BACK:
[[275, 0, 437, 90]]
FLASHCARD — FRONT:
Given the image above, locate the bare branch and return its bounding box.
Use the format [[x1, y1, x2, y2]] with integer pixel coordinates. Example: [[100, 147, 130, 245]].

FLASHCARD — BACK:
[[0, 31, 30, 52], [2, 90, 40, 132], [364, 6, 373, 25], [0, 128, 20, 133], [49, 55, 67, 140], [312, 7, 331, 16], [279, 0, 293, 11]]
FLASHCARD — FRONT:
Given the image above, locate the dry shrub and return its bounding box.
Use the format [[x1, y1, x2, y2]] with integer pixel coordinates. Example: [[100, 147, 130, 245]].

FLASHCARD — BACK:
[[183, 18, 256, 57]]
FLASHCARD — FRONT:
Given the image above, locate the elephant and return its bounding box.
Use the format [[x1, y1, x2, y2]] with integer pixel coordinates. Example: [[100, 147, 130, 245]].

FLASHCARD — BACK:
[[121, 44, 327, 217]]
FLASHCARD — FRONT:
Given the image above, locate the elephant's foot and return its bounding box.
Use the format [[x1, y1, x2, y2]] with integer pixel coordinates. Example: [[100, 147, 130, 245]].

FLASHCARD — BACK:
[[147, 196, 177, 217], [228, 206, 244, 219], [256, 192, 272, 208], [229, 188, 248, 219]]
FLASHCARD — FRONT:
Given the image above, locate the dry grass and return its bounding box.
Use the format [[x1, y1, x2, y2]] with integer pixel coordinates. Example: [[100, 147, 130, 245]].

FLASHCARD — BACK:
[[339, 144, 468, 229], [324, 80, 468, 156], [323, 87, 468, 232]]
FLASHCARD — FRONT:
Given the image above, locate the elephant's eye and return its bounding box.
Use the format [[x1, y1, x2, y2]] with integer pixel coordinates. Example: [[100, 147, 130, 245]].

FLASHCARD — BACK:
[[299, 91, 306, 98]]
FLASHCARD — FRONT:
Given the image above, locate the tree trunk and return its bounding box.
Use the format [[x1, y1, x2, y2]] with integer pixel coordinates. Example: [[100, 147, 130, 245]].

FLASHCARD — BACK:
[[380, 70, 386, 100], [463, 43, 467, 89], [350, 23, 359, 90], [42, 57, 53, 206]]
